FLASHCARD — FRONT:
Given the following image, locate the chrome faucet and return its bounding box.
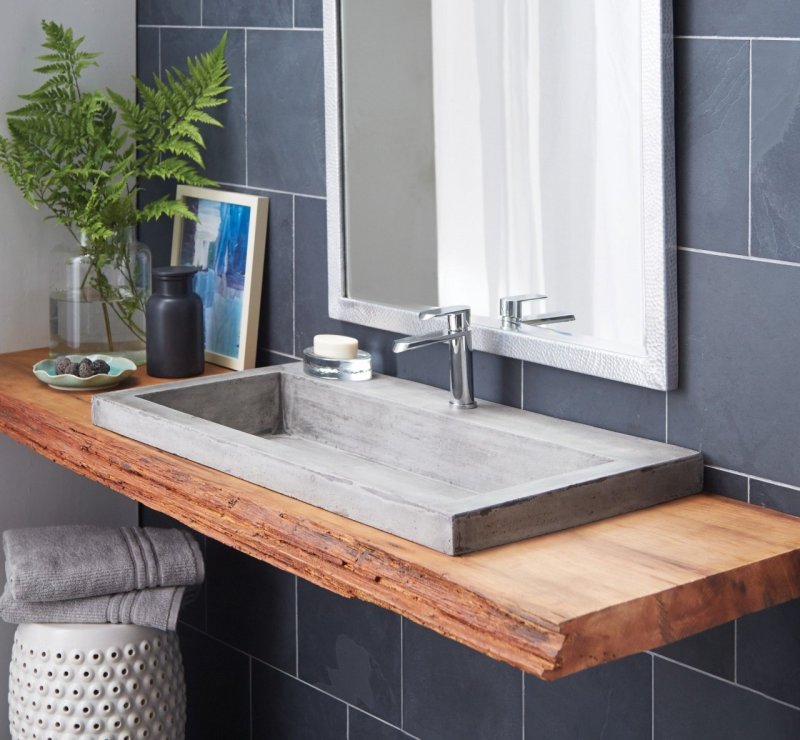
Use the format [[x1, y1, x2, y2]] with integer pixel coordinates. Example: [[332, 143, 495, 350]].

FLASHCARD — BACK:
[[499, 293, 575, 329], [393, 305, 476, 409]]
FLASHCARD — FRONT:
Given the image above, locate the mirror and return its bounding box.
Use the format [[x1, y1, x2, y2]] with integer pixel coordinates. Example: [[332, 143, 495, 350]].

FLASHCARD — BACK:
[[323, 0, 676, 390]]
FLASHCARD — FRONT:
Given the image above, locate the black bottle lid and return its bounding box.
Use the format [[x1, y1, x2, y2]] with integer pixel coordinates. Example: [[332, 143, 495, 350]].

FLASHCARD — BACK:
[[152, 266, 199, 295]]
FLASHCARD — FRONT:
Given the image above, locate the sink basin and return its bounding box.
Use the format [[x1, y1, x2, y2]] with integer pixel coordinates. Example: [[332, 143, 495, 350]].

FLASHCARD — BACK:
[[92, 364, 703, 554]]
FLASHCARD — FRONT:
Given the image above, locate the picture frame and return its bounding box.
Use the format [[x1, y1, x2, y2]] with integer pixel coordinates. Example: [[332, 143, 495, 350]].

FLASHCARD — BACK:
[[171, 186, 269, 370]]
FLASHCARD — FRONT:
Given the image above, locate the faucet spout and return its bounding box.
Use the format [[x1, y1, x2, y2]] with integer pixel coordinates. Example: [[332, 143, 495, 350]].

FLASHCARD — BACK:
[[516, 311, 576, 327], [392, 329, 468, 353]]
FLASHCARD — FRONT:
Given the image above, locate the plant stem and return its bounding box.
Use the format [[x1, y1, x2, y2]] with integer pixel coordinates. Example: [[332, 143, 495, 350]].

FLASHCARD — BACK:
[[107, 300, 145, 342], [100, 301, 114, 352]]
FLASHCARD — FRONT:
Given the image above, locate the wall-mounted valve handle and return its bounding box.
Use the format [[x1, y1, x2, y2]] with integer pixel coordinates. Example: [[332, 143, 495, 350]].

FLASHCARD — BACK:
[[500, 293, 575, 329], [499, 294, 546, 322]]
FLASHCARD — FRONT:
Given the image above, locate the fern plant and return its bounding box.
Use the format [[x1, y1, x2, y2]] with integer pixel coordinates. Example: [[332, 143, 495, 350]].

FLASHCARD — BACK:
[[0, 21, 230, 349]]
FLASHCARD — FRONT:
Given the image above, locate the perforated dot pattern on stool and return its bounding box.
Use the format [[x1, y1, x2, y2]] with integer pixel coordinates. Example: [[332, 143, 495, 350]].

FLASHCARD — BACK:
[[8, 625, 185, 739]]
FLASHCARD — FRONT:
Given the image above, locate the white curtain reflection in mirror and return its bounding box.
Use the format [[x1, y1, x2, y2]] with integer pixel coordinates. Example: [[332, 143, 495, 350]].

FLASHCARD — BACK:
[[342, 0, 647, 352], [432, 0, 644, 347]]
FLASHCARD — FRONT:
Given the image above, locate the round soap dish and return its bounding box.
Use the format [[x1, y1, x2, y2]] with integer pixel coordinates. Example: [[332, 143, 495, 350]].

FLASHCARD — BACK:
[[302, 348, 372, 381]]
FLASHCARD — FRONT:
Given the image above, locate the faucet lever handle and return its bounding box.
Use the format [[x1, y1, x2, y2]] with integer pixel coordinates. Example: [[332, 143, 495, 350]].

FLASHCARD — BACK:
[[419, 305, 471, 322], [499, 293, 547, 320]]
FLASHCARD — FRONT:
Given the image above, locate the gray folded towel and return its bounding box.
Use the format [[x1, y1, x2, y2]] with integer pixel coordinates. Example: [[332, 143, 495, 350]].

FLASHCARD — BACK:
[[4, 525, 204, 602], [0, 585, 185, 632]]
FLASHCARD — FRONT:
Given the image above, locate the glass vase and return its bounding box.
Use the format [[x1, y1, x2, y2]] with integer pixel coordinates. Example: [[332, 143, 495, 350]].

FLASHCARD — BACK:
[[49, 229, 152, 365]]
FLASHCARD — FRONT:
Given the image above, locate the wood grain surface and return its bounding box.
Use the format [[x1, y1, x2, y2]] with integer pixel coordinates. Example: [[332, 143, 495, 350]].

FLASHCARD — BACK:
[[2, 348, 800, 680]]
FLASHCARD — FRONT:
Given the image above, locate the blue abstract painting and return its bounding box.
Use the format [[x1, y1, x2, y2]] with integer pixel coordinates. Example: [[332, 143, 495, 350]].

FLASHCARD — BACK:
[[179, 197, 252, 359]]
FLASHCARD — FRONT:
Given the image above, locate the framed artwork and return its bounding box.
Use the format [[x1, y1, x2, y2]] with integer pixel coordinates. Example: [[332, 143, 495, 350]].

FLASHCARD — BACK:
[[171, 186, 269, 370]]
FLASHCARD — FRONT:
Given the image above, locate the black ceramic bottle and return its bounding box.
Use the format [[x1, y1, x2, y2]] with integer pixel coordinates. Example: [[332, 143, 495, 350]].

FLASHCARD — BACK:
[[146, 266, 205, 378]]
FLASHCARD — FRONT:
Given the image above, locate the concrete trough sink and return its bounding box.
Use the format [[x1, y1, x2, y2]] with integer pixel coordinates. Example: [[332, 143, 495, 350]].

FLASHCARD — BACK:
[[92, 363, 703, 554]]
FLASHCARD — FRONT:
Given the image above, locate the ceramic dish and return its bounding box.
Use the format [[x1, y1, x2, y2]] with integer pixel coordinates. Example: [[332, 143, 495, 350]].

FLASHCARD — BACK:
[[32, 354, 137, 391]]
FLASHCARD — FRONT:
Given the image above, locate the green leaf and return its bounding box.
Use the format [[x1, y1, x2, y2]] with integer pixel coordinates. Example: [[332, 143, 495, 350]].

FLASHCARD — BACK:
[[0, 20, 230, 258]]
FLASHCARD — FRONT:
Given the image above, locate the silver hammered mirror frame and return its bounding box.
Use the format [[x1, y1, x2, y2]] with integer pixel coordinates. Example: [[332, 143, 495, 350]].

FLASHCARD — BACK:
[[323, 0, 677, 390]]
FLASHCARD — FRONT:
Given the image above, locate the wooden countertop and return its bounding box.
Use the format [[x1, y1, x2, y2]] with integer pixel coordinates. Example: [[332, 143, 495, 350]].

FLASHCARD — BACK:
[[2, 348, 800, 680]]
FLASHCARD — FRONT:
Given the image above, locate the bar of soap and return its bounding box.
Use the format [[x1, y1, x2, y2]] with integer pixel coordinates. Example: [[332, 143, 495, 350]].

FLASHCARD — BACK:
[[313, 334, 359, 359]]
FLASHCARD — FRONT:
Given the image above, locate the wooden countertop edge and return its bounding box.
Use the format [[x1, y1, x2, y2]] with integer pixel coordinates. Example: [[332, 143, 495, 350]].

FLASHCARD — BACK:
[[0, 389, 565, 678], [554, 549, 800, 679], [3, 360, 800, 681]]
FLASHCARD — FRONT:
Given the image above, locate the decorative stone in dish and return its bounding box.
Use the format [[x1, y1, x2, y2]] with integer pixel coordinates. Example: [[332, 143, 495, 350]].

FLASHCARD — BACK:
[[32, 354, 137, 391]]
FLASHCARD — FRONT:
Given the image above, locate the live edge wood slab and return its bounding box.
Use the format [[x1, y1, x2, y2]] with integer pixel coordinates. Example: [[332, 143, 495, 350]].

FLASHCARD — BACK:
[[1, 349, 800, 680]]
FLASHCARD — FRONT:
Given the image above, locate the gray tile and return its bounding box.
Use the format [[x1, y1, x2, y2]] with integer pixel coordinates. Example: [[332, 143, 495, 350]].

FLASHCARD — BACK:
[[136, 177, 177, 266], [474, 353, 522, 408], [750, 479, 800, 516], [138, 0, 200, 26], [247, 30, 326, 195], [203, 0, 292, 27], [703, 467, 749, 502], [355, 328, 403, 376], [349, 710, 411, 740], [525, 654, 651, 740], [179, 625, 250, 740], [256, 349, 299, 367], [161, 28, 246, 185], [205, 539, 297, 673], [134, 30, 177, 266], [252, 659, 347, 739], [293, 196, 398, 371], [675, 39, 749, 254], [403, 620, 522, 740], [136, 26, 159, 85], [522, 363, 666, 442], [397, 348, 521, 408], [298, 581, 401, 725], [655, 622, 735, 681], [738, 600, 800, 708], [667, 251, 800, 488], [293, 195, 338, 350], [674, 1, 800, 38], [655, 657, 800, 739], [256, 191, 294, 355], [752, 41, 800, 264], [394, 342, 449, 392], [295, 0, 323, 28]]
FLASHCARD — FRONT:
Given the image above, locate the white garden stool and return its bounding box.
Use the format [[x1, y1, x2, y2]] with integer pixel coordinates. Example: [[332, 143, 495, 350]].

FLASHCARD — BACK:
[[8, 623, 186, 740]]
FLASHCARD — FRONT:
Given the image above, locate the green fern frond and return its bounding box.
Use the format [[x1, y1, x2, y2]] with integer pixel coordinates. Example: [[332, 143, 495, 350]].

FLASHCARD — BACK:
[[138, 195, 199, 224], [0, 20, 230, 246]]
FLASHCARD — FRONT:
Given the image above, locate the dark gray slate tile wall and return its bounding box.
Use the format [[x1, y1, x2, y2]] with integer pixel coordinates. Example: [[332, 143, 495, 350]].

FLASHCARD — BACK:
[[402, 622, 523, 740], [655, 622, 736, 681], [247, 30, 326, 195], [524, 654, 652, 740], [674, 39, 750, 254], [668, 252, 800, 486], [161, 28, 247, 186], [675, 0, 800, 38], [297, 580, 402, 725], [654, 658, 800, 739], [295, 0, 323, 29], [138, 1, 800, 737], [203, 0, 293, 29], [752, 41, 800, 263]]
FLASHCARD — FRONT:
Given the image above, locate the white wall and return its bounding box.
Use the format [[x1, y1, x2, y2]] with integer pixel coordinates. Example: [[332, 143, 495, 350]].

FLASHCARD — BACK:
[[0, 4, 137, 737], [0, 0, 135, 353]]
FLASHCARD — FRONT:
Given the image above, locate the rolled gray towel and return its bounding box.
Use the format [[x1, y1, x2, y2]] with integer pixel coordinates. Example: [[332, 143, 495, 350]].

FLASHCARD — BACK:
[[3, 526, 204, 602], [0, 585, 186, 632]]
